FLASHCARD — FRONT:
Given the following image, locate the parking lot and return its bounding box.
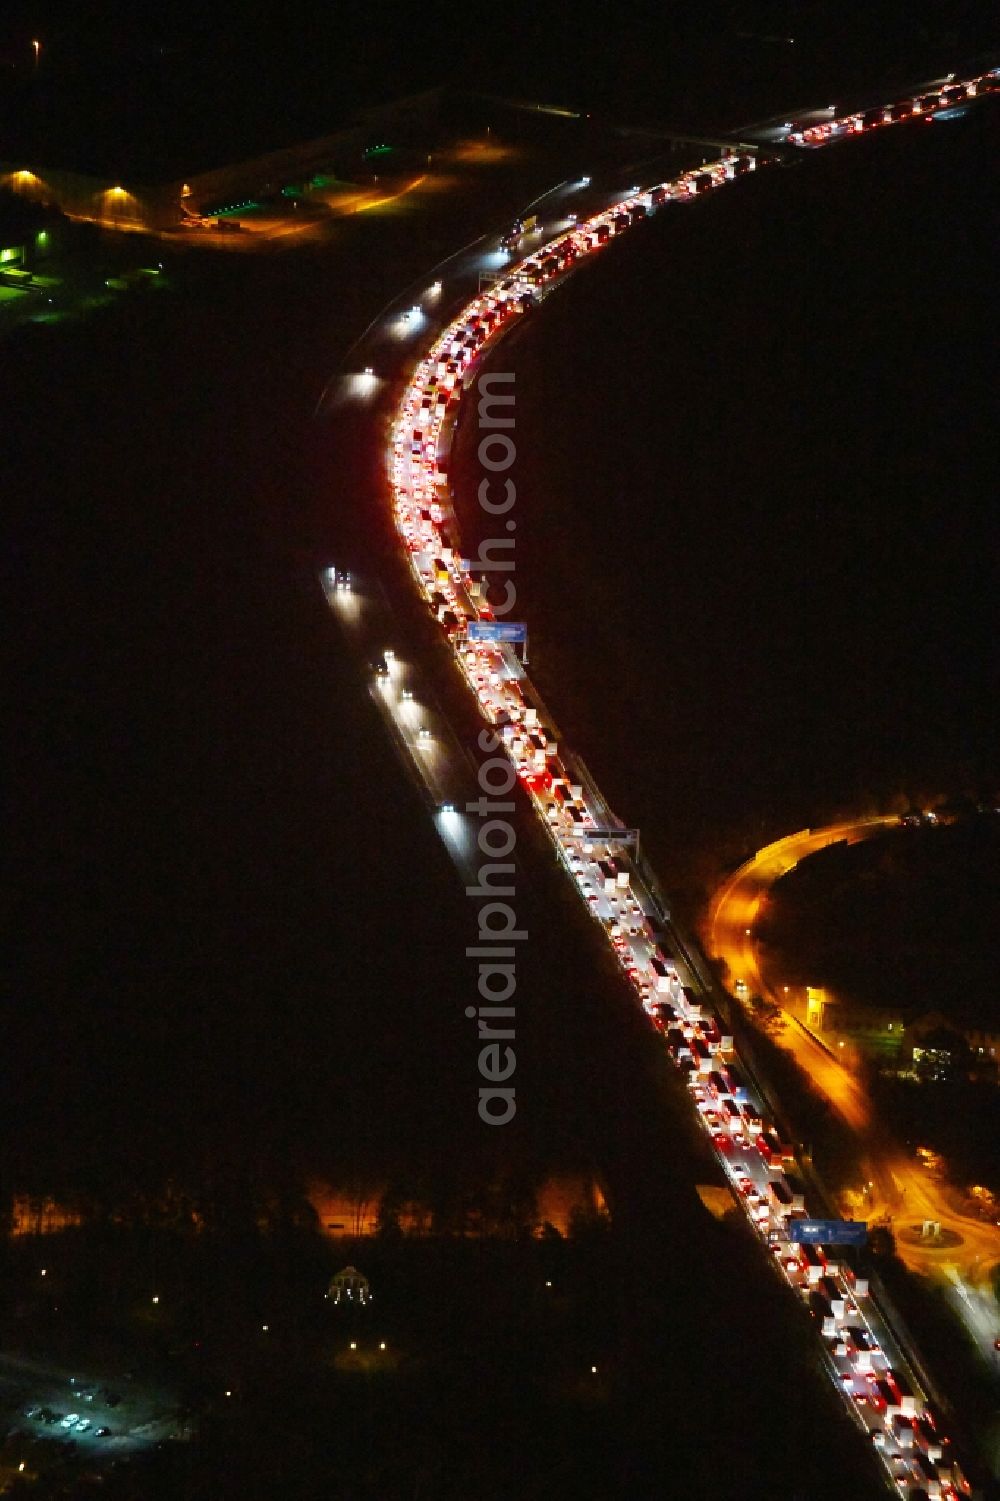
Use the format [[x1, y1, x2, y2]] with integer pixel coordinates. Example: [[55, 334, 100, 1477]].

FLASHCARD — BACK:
[[0, 1350, 184, 1481]]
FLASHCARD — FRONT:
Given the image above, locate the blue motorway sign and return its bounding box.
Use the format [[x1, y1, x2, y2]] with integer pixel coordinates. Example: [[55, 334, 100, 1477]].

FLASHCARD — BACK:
[[792, 1219, 868, 1247], [467, 620, 528, 645]]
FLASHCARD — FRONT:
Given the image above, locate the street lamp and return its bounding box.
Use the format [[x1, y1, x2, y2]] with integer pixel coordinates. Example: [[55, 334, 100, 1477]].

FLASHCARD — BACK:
[[32, 39, 41, 70]]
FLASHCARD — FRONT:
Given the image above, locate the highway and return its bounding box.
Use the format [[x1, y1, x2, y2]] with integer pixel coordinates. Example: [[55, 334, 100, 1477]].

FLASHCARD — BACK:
[[321, 64, 998, 1499], [706, 818, 1000, 1319]]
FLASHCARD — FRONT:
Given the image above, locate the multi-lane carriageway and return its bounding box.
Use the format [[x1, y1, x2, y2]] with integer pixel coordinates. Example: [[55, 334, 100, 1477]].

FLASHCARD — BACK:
[[334, 65, 997, 1499]]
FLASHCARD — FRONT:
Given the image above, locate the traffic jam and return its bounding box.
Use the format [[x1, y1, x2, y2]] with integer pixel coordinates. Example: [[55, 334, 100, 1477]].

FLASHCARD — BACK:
[[787, 68, 998, 146], [376, 77, 990, 1499]]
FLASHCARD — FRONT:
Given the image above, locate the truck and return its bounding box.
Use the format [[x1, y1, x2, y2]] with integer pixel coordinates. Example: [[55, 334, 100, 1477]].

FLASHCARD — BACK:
[[783, 1171, 806, 1213], [650, 955, 673, 994], [665, 1028, 691, 1061], [725, 1063, 749, 1103], [889, 1412, 915, 1449], [843, 1324, 882, 1371], [766, 1178, 794, 1218], [799, 1243, 825, 1283], [910, 1451, 942, 1496], [887, 1367, 918, 1415], [807, 1290, 833, 1332], [912, 1419, 943, 1461], [708, 1070, 732, 1101], [690, 1038, 713, 1074], [757, 1131, 791, 1169]]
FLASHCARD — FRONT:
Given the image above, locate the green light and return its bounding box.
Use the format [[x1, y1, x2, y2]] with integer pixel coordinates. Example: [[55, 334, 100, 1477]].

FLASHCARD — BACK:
[[0, 245, 20, 263], [36, 230, 49, 248]]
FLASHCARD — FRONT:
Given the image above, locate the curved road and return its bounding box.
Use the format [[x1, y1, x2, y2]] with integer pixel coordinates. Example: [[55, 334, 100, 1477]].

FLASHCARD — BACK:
[[322, 64, 999, 1496], [706, 818, 1000, 1350], [706, 815, 896, 1131]]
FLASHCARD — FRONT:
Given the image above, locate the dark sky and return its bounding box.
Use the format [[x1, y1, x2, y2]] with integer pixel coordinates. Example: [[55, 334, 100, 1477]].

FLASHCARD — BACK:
[[1, 2, 996, 173]]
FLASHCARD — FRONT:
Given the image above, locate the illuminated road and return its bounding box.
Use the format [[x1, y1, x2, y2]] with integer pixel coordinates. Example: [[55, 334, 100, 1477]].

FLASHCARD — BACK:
[[707, 818, 1000, 1358], [705, 816, 896, 1131], [320, 67, 999, 1499]]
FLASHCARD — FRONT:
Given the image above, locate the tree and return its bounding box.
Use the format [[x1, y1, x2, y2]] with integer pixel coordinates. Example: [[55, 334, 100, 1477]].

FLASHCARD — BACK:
[[748, 993, 784, 1034]]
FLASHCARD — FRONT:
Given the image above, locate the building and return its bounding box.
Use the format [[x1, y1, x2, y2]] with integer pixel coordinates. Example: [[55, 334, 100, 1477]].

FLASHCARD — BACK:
[[804, 986, 905, 1051], [0, 89, 444, 234], [325, 1266, 371, 1306], [902, 1010, 1000, 1078], [0, 189, 62, 274]]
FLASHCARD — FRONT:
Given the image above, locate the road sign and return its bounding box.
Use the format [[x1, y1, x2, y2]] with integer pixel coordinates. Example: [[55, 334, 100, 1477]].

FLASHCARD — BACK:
[[792, 1219, 868, 1246], [467, 621, 528, 644]]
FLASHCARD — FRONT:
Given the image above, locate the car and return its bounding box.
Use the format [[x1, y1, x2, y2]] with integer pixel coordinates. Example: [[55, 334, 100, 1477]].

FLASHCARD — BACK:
[[417, 726, 431, 741], [95, 1427, 112, 1438], [61, 1413, 80, 1428], [75, 1418, 91, 1432], [372, 656, 389, 678]]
